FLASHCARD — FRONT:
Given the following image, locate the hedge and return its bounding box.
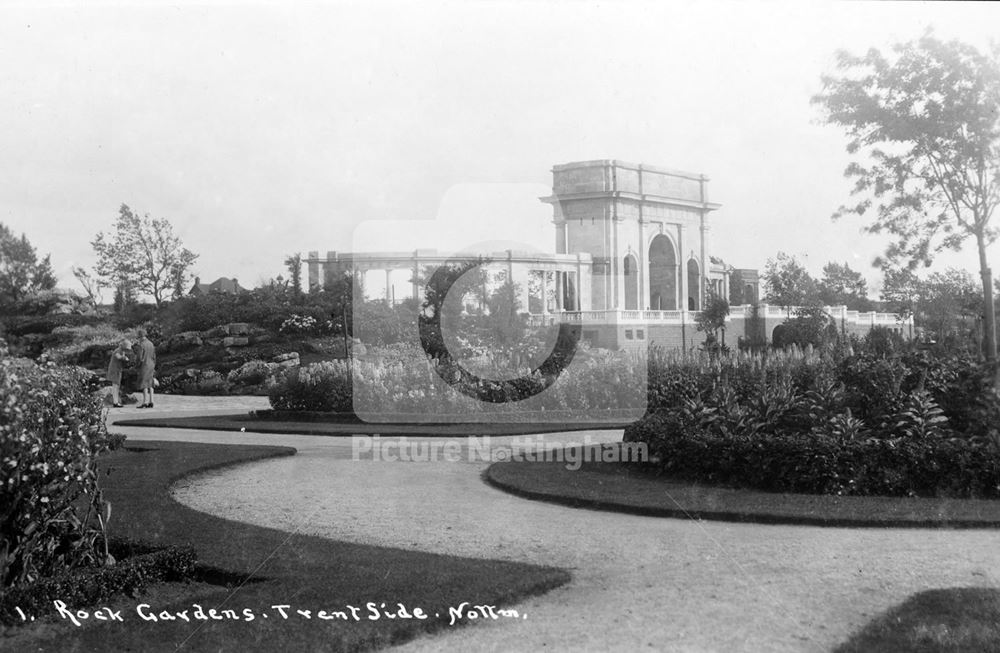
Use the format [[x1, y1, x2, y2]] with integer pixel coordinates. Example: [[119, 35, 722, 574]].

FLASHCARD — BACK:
[[625, 342, 1000, 498], [627, 414, 1000, 498], [0, 541, 196, 626]]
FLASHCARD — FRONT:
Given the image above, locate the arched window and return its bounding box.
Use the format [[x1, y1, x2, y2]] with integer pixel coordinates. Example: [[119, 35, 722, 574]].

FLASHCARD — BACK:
[[648, 235, 677, 310], [623, 254, 639, 310], [687, 259, 701, 310]]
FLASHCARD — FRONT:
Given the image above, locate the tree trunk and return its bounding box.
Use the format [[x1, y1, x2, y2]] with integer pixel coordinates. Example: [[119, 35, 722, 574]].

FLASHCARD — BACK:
[[976, 232, 997, 361]]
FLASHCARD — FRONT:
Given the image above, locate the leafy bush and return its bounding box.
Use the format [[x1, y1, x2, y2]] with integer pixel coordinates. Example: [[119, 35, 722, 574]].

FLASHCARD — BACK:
[[43, 324, 131, 366], [1, 356, 118, 587], [628, 413, 1000, 497], [268, 360, 352, 412], [279, 314, 335, 336], [227, 360, 278, 386], [1, 314, 103, 338], [0, 541, 195, 627], [113, 303, 158, 331], [626, 341, 1000, 497]]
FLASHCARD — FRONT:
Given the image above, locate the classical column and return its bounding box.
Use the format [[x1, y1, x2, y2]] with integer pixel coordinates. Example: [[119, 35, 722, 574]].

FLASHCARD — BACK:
[[700, 220, 708, 307], [326, 251, 337, 290], [608, 212, 625, 309], [541, 270, 549, 314], [677, 224, 686, 311], [639, 221, 648, 310], [307, 250, 319, 290], [521, 269, 532, 314], [699, 176, 709, 308]]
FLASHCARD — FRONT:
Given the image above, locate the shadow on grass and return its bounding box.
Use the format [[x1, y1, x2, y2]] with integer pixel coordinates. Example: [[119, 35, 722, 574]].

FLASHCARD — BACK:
[[835, 588, 1000, 652], [485, 443, 1000, 528], [20, 441, 569, 652], [113, 412, 629, 436]]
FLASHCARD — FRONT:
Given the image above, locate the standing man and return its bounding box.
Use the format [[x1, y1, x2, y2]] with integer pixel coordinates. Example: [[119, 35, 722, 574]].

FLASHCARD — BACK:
[[135, 328, 157, 408]]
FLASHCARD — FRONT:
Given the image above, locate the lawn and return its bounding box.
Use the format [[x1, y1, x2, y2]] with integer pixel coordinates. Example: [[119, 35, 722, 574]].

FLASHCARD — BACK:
[[485, 443, 1000, 528], [8, 441, 569, 651], [836, 588, 1000, 652], [113, 412, 629, 436]]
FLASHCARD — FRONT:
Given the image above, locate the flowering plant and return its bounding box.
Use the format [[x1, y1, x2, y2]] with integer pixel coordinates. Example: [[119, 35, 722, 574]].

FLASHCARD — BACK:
[[0, 355, 119, 587]]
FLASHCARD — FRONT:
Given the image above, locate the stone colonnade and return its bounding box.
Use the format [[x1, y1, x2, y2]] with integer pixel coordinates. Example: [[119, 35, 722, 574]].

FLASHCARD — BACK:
[[307, 249, 594, 312]]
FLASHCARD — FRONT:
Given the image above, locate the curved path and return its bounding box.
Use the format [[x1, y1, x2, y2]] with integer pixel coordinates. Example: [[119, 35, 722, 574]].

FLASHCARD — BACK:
[[114, 397, 1000, 652]]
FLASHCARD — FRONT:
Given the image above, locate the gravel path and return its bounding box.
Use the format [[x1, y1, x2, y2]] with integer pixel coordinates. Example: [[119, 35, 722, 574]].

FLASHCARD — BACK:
[[116, 398, 1000, 652]]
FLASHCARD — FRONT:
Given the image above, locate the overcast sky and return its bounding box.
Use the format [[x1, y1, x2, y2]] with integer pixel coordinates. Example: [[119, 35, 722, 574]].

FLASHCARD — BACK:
[[2, 1, 998, 298]]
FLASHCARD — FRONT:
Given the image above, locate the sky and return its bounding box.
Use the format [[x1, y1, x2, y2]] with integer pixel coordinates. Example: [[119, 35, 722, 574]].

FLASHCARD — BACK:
[[1, 0, 998, 300]]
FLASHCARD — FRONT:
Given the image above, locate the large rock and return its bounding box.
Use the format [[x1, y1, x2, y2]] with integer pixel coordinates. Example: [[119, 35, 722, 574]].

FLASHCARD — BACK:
[[19, 288, 94, 316], [227, 360, 280, 386], [272, 352, 300, 367], [226, 322, 251, 336], [167, 331, 203, 351], [222, 336, 249, 347]]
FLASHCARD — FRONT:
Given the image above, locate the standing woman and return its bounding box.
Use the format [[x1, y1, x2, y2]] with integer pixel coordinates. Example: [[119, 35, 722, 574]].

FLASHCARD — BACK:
[[107, 338, 131, 408], [135, 328, 157, 408]]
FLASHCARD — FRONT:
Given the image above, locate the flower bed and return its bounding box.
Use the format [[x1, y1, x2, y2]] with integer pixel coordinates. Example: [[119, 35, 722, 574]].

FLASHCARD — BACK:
[[625, 343, 1000, 498], [266, 344, 647, 419]]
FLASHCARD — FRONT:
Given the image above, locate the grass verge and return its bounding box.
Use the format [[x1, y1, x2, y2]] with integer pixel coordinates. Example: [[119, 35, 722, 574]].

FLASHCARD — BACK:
[[835, 588, 1000, 652], [6, 441, 569, 651], [113, 412, 627, 436], [485, 443, 1000, 528]]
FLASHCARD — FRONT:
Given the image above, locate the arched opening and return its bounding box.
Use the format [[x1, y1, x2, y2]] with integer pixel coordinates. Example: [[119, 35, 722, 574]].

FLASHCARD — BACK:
[[687, 258, 701, 311], [771, 324, 789, 348], [623, 254, 639, 310], [744, 283, 756, 304], [648, 235, 677, 310]]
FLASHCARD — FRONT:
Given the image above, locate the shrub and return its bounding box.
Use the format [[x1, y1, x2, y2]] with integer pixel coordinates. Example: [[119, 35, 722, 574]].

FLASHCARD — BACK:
[[279, 313, 335, 336], [113, 303, 158, 331], [628, 413, 1000, 497], [0, 541, 195, 627], [1, 314, 102, 338], [1, 356, 119, 588], [43, 324, 131, 367], [626, 343, 1000, 498], [268, 360, 352, 412], [227, 360, 278, 387]]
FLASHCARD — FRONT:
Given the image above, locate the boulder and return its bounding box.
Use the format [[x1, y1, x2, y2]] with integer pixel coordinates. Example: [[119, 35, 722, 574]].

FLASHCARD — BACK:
[[226, 322, 251, 335], [227, 360, 280, 386], [167, 331, 203, 351], [272, 352, 300, 367], [18, 288, 93, 316]]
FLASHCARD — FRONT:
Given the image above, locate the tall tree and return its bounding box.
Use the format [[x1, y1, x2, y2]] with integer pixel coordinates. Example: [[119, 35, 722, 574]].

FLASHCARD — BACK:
[[814, 32, 1000, 359], [818, 261, 873, 310], [919, 268, 982, 341], [0, 223, 56, 306], [696, 294, 731, 353], [284, 252, 303, 298], [92, 204, 199, 307], [695, 294, 730, 338], [880, 267, 921, 320], [762, 252, 820, 310], [72, 266, 103, 305]]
